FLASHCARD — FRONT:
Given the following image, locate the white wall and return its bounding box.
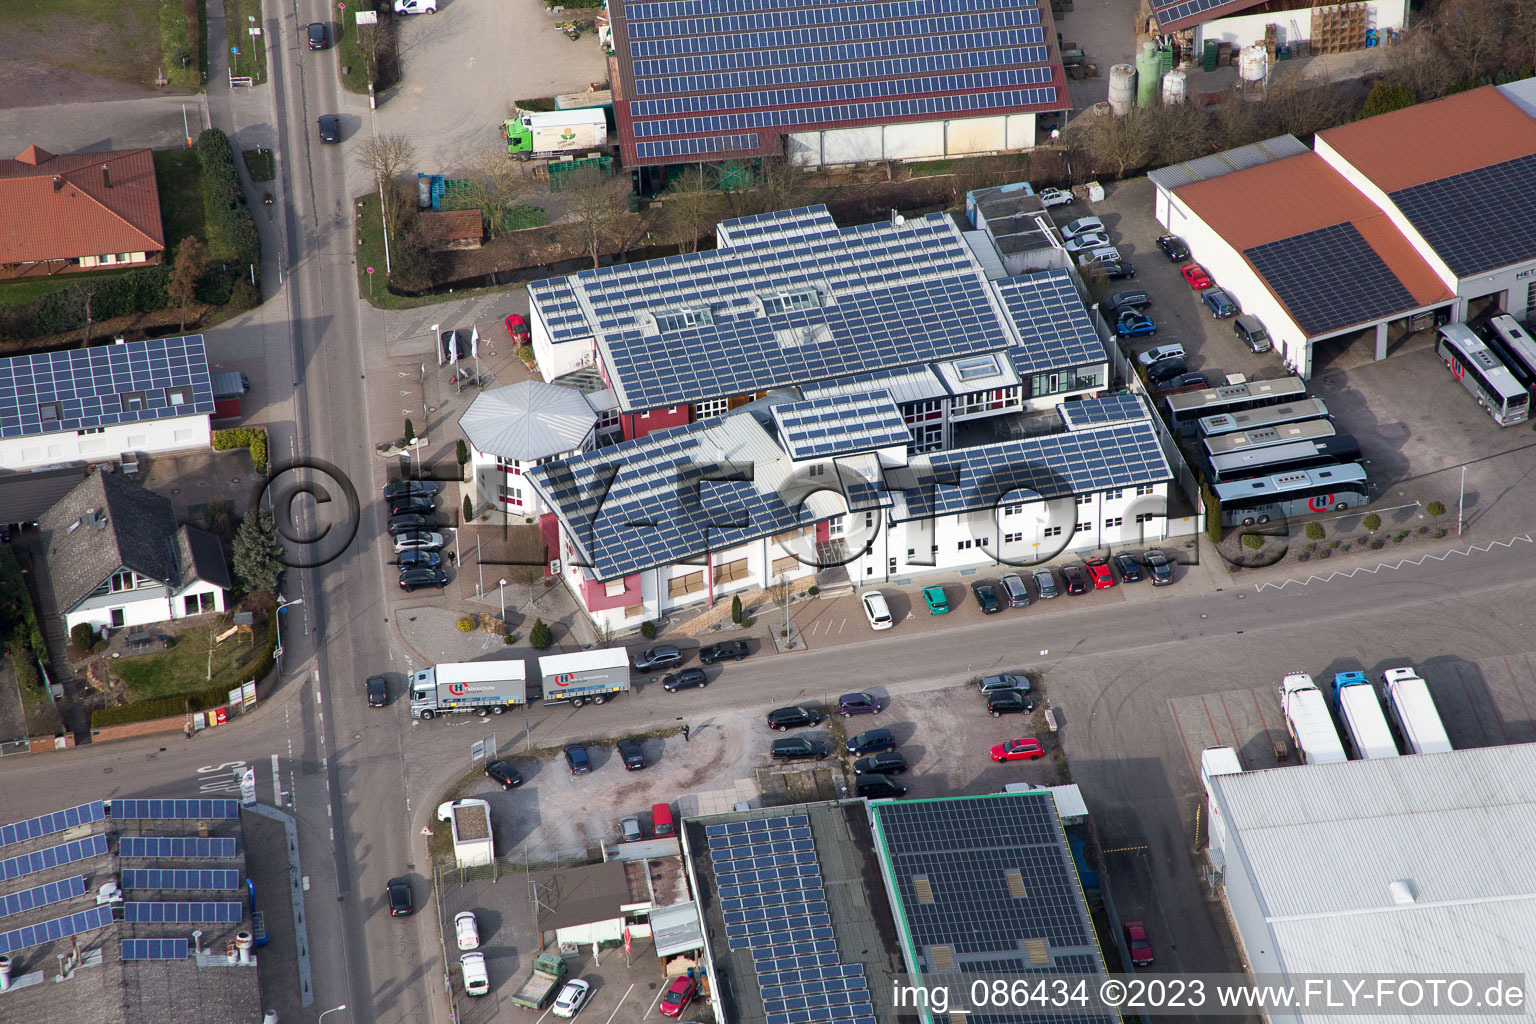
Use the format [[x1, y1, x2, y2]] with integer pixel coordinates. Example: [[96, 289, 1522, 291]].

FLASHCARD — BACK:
[[67, 579, 225, 635], [1195, 0, 1407, 50], [946, 115, 1009, 155], [882, 121, 945, 160], [788, 113, 1036, 168], [527, 295, 595, 381], [0, 414, 209, 473], [470, 448, 549, 516]]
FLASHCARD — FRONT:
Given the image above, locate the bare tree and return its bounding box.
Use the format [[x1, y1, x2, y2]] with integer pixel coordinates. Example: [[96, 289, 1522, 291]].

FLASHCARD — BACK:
[[357, 23, 382, 84], [167, 236, 208, 331], [1211, 92, 1265, 151], [1258, 80, 1351, 141], [1149, 102, 1212, 166], [459, 145, 541, 239], [1432, 0, 1508, 82], [753, 156, 814, 216], [1382, 28, 1459, 102], [355, 134, 417, 238], [655, 167, 722, 253], [70, 281, 102, 346], [1075, 109, 1156, 179], [561, 166, 631, 268]]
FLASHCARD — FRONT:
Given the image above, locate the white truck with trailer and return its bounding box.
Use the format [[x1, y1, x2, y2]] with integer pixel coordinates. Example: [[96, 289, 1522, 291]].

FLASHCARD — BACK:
[[410, 661, 527, 719], [536, 648, 630, 708], [502, 108, 607, 159], [1329, 671, 1400, 759], [1380, 667, 1454, 754], [1278, 673, 1348, 765], [1199, 746, 1244, 867]]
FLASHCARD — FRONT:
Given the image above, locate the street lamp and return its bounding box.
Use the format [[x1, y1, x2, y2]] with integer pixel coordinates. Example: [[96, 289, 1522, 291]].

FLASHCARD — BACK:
[[318, 1006, 348, 1022], [275, 596, 303, 671], [498, 578, 508, 621], [409, 436, 420, 479]]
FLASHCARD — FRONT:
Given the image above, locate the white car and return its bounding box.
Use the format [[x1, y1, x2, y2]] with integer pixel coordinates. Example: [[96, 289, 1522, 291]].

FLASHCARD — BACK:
[[861, 591, 893, 631], [552, 978, 591, 1018], [1076, 246, 1120, 267], [393, 530, 446, 554], [1136, 343, 1186, 367], [1037, 186, 1074, 208], [454, 911, 480, 951], [1063, 232, 1112, 253], [460, 952, 489, 996], [1061, 216, 1105, 239], [394, 0, 437, 11]]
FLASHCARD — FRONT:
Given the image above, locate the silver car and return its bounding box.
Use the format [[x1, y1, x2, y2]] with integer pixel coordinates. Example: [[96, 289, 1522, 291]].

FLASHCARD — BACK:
[[393, 531, 445, 553], [1031, 567, 1060, 599], [620, 816, 643, 843]]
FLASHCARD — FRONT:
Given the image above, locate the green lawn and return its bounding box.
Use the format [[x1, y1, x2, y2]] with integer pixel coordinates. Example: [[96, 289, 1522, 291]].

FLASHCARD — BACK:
[[355, 193, 508, 310], [159, 0, 206, 89], [336, 15, 370, 95], [114, 621, 270, 702], [242, 147, 275, 182], [0, 269, 133, 312], [154, 148, 233, 260], [0, 0, 195, 92], [223, 0, 266, 83]]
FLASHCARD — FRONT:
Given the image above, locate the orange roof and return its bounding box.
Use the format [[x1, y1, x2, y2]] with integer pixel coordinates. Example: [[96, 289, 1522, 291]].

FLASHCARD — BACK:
[[0, 146, 164, 266], [1317, 86, 1536, 192]]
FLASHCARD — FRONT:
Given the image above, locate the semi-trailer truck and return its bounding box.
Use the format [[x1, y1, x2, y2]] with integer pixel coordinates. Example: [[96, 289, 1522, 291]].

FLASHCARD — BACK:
[[503, 109, 607, 159], [410, 661, 527, 719], [1278, 672, 1347, 765], [1380, 667, 1453, 754], [536, 648, 629, 708], [1328, 671, 1400, 759]]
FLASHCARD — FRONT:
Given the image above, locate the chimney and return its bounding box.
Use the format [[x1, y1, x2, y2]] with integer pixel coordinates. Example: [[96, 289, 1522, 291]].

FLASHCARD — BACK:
[[235, 931, 254, 965], [101, 164, 110, 189], [52, 176, 63, 193], [0, 955, 11, 991], [192, 929, 203, 956]]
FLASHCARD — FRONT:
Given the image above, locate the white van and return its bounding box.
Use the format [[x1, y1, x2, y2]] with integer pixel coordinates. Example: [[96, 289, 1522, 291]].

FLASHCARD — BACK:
[[460, 952, 489, 996], [861, 591, 894, 630]]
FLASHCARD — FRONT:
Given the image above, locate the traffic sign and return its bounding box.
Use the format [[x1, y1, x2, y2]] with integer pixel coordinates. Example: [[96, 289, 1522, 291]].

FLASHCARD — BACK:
[[231, 46, 240, 54], [366, 267, 375, 274]]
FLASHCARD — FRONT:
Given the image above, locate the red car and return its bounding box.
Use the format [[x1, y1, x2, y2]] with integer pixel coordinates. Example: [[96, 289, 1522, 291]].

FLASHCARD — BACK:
[[1123, 921, 1154, 966], [659, 975, 698, 1018], [503, 312, 530, 341], [1181, 264, 1212, 290], [1084, 557, 1116, 589], [990, 738, 1046, 763]]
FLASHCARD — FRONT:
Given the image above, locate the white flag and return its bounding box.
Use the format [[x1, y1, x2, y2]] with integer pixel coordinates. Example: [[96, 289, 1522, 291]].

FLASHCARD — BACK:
[[448, 332, 459, 365], [470, 326, 479, 360]]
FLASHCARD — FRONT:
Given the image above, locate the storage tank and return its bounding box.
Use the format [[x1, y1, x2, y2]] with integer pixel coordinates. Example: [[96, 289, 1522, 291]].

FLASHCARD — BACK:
[[1239, 44, 1269, 83], [1108, 64, 1136, 116], [1161, 68, 1187, 105], [1135, 42, 1161, 107]]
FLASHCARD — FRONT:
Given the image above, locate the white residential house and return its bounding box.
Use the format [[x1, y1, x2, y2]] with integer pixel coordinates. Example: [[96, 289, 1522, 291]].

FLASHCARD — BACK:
[[457, 380, 597, 518]]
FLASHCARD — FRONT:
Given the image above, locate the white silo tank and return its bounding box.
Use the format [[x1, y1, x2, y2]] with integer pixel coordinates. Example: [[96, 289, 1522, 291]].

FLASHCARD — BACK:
[[1108, 64, 1137, 116], [1162, 69, 1187, 105], [1239, 45, 1269, 83]]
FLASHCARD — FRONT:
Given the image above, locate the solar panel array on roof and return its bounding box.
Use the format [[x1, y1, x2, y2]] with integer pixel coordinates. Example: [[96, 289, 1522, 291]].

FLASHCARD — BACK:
[[706, 814, 876, 1024], [615, 0, 1063, 166], [0, 801, 105, 848], [0, 905, 113, 955], [1390, 153, 1536, 277], [120, 868, 240, 891], [0, 834, 109, 882], [1057, 394, 1146, 430], [993, 269, 1107, 373], [111, 798, 240, 820], [0, 336, 214, 440], [0, 875, 87, 919], [771, 389, 909, 459], [118, 836, 238, 859], [1149, 0, 1265, 29], [124, 901, 243, 923], [121, 937, 190, 961], [1243, 224, 1419, 336]]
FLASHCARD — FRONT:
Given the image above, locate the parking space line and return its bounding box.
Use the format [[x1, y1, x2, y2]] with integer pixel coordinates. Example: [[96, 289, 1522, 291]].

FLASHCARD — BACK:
[[1167, 697, 1199, 778], [601, 982, 637, 1024], [1201, 696, 1221, 751], [1451, 661, 1492, 746], [1216, 691, 1242, 752]]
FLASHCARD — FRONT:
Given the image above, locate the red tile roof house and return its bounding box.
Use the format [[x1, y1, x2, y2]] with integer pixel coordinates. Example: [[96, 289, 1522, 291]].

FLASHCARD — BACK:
[[0, 145, 166, 279]]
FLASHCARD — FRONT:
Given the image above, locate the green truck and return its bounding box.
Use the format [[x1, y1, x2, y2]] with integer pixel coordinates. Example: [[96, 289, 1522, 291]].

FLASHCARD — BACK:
[[502, 109, 607, 160], [509, 952, 568, 1009]]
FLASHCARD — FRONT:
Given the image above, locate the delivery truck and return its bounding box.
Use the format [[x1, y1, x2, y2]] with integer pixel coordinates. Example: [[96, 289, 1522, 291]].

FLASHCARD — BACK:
[[503, 108, 607, 159], [509, 951, 568, 1010], [1380, 667, 1453, 755], [1278, 672, 1347, 765], [410, 660, 527, 719], [536, 648, 629, 708], [1328, 671, 1399, 759]]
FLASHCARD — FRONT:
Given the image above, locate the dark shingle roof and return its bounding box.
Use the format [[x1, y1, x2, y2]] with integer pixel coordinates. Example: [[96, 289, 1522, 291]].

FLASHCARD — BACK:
[[176, 526, 231, 590], [38, 473, 179, 614]]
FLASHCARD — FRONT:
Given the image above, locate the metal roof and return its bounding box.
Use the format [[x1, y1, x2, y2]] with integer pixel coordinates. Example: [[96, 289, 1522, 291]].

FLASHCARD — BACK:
[[650, 900, 706, 957], [1147, 135, 1310, 192], [457, 380, 597, 462], [798, 364, 948, 406], [609, 0, 1065, 167], [993, 269, 1108, 373], [769, 389, 909, 459], [1211, 743, 1536, 993]]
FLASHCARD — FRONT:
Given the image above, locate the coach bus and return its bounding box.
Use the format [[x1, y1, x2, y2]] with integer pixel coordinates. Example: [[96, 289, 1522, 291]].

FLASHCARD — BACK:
[[1165, 377, 1308, 437], [1484, 314, 1536, 398], [1207, 434, 1363, 484], [1202, 418, 1337, 461], [1214, 463, 1370, 527], [1198, 398, 1331, 438], [1435, 323, 1529, 426]]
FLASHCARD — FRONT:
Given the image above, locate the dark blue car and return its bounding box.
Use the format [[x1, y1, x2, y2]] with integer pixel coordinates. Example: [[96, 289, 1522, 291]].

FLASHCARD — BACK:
[[845, 729, 896, 756]]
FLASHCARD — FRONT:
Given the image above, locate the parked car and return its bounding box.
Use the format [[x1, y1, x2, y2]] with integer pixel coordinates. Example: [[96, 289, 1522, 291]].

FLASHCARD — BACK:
[[1061, 564, 1090, 595], [366, 675, 388, 707], [563, 743, 593, 775], [504, 312, 531, 341], [861, 590, 894, 630], [1063, 231, 1112, 253], [770, 737, 828, 761], [1061, 216, 1105, 239], [990, 737, 1046, 762], [978, 673, 1032, 695], [484, 760, 522, 789], [1031, 567, 1060, 599], [454, 911, 480, 950], [460, 952, 489, 996], [616, 737, 648, 771], [698, 640, 749, 664], [1144, 548, 1175, 586], [1099, 259, 1136, 280], [1108, 289, 1150, 314], [388, 513, 440, 535], [1147, 358, 1190, 385], [845, 728, 896, 755], [307, 22, 328, 48], [1203, 287, 1238, 318], [1116, 310, 1156, 337], [659, 975, 698, 1018], [838, 692, 882, 716], [1234, 314, 1272, 353], [852, 750, 907, 775], [383, 479, 439, 501], [399, 567, 449, 592], [317, 115, 341, 144], [1155, 234, 1189, 261], [854, 773, 907, 799], [999, 573, 1031, 607], [1084, 557, 1116, 589], [440, 330, 467, 362], [1153, 371, 1210, 393], [767, 706, 822, 730], [1181, 263, 1213, 289], [396, 549, 441, 570], [971, 581, 1001, 614], [634, 645, 683, 672], [386, 877, 413, 916], [1136, 342, 1186, 367], [1076, 245, 1121, 266], [394, 0, 437, 11], [552, 978, 591, 1018], [661, 667, 709, 692], [987, 691, 1036, 717], [620, 815, 643, 841], [921, 585, 949, 614], [393, 531, 445, 553], [1037, 186, 1074, 207], [1124, 921, 1155, 966], [1112, 552, 1145, 582], [390, 496, 438, 517]]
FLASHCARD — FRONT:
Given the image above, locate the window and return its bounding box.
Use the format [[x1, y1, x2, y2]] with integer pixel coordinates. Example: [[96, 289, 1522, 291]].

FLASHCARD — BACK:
[[1002, 503, 1024, 516], [1031, 372, 1060, 397], [666, 572, 704, 597], [712, 559, 748, 584], [1105, 517, 1123, 528], [906, 548, 915, 557], [761, 289, 821, 315], [110, 609, 125, 628], [1076, 494, 1092, 505], [808, 464, 827, 478], [1043, 526, 1062, 538], [771, 555, 799, 576], [957, 539, 972, 550], [1106, 489, 1124, 500], [605, 580, 626, 598], [184, 595, 200, 615], [111, 570, 134, 592], [655, 307, 713, 332], [38, 402, 62, 423], [1135, 512, 1156, 524], [978, 537, 990, 547], [826, 515, 845, 538], [497, 484, 523, 505], [1004, 531, 1022, 543], [1078, 522, 1091, 532], [1135, 483, 1156, 496], [864, 512, 875, 530], [77, 427, 103, 436], [120, 391, 146, 413], [694, 397, 730, 420], [166, 385, 193, 407]]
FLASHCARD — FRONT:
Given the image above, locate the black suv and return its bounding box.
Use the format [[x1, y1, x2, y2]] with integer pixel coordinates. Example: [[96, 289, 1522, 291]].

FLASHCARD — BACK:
[[770, 737, 829, 762], [366, 675, 388, 707], [662, 668, 708, 692], [1112, 553, 1144, 583], [767, 706, 822, 731], [852, 751, 907, 775], [1061, 564, 1090, 595], [971, 581, 1001, 614], [634, 645, 683, 673], [484, 760, 522, 789], [384, 479, 439, 501], [845, 728, 896, 756], [386, 876, 413, 916], [1144, 548, 1175, 586], [307, 22, 328, 49], [390, 496, 437, 517], [1155, 234, 1189, 261], [616, 737, 648, 771], [988, 691, 1037, 717], [855, 774, 907, 799], [317, 114, 341, 144], [698, 640, 749, 664]]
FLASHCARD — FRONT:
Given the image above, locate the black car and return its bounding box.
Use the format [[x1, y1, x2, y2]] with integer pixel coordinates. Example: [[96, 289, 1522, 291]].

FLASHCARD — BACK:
[[1061, 564, 1090, 595], [386, 876, 413, 916], [1144, 548, 1175, 586], [634, 645, 683, 673], [698, 640, 750, 664], [564, 743, 593, 775], [1112, 553, 1144, 583], [317, 114, 341, 144], [441, 330, 467, 362], [662, 667, 708, 692], [1156, 234, 1189, 261], [366, 675, 388, 707], [845, 728, 896, 756], [390, 496, 438, 517], [770, 737, 829, 762], [1153, 371, 1209, 393], [307, 21, 328, 49], [384, 480, 440, 501], [855, 773, 907, 799], [616, 737, 648, 771], [388, 513, 440, 535], [988, 691, 1037, 717], [852, 750, 907, 775], [1146, 358, 1189, 385], [484, 760, 522, 789], [971, 581, 1001, 614], [397, 550, 441, 570], [399, 567, 448, 591], [1100, 259, 1136, 280], [767, 706, 822, 731]]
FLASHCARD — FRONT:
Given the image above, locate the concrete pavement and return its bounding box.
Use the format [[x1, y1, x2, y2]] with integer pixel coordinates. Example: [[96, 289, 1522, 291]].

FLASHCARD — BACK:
[[0, 95, 212, 156]]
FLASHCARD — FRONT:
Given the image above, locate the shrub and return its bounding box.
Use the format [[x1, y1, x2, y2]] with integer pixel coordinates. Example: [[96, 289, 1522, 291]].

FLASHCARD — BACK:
[[162, 634, 179, 649], [404, 418, 416, 444], [1319, 548, 1332, 559], [1298, 551, 1311, 561], [21, 265, 172, 337], [202, 499, 236, 534], [232, 509, 285, 595], [1371, 538, 1386, 549], [1426, 501, 1446, 517], [1305, 522, 1326, 541], [503, 633, 518, 645], [1240, 534, 1264, 550], [71, 623, 96, 654], [212, 427, 269, 473], [807, 585, 819, 597], [528, 618, 554, 649], [640, 620, 657, 639], [195, 130, 261, 274], [1201, 481, 1223, 545], [731, 594, 743, 625], [1359, 81, 1417, 119], [90, 684, 232, 729], [456, 616, 476, 632], [1362, 513, 1381, 531], [456, 439, 469, 467], [463, 495, 474, 523]]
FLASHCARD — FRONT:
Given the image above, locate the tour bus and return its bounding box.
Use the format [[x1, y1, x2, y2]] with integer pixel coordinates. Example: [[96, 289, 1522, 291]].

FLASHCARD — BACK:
[[1166, 377, 1308, 437], [1435, 323, 1529, 426], [1198, 398, 1331, 438], [1214, 463, 1369, 527]]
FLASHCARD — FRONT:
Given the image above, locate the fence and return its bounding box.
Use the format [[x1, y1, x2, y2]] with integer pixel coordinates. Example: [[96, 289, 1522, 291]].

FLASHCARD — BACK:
[[228, 70, 253, 87]]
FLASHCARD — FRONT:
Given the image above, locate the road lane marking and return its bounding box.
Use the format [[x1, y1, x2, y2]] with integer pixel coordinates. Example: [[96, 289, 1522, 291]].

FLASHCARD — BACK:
[[1252, 533, 1532, 590]]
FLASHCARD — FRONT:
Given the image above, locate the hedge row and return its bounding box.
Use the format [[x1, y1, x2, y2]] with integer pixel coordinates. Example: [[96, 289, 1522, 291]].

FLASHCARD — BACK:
[[21, 265, 172, 337], [195, 129, 261, 276], [212, 427, 269, 474], [90, 685, 230, 728]]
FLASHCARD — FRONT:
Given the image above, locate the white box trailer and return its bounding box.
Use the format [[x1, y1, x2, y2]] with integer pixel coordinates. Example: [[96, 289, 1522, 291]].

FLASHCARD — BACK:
[[1199, 746, 1243, 866], [537, 647, 630, 708], [1329, 672, 1400, 759], [1279, 673, 1348, 765], [1381, 667, 1453, 755], [410, 660, 527, 719]]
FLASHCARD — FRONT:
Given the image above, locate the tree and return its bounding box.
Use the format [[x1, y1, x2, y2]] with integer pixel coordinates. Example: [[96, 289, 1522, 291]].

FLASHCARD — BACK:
[[1358, 81, 1417, 120], [460, 145, 540, 239], [404, 418, 416, 445], [1432, 0, 1508, 82], [167, 236, 208, 331], [1211, 92, 1265, 151], [357, 22, 382, 84], [463, 494, 474, 523], [1075, 109, 1155, 179], [1258, 80, 1352, 141], [562, 166, 631, 268], [68, 280, 103, 346], [1305, 522, 1326, 541], [70, 623, 96, 655], [355, 134, 417, 240], [655, 167, 722, 254], [456, 439, 469, 467], [731, 593, 743, 625], [753, 157, 813, 217], [528, 618, 554, 649], [232, 509, 285, 596], [1383, 28, 1459, 103], [1149, 102, 1212, 166]]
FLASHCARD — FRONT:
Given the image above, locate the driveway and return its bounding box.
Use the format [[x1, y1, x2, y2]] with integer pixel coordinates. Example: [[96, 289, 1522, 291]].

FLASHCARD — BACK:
[[0, 95, 212, 158]]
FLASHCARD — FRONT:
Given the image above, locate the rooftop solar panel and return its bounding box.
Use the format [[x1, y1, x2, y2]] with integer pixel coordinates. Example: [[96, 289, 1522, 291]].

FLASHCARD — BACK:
[[0, 834, 110, 882], [118, 836, 238, 859], [0, 802, 106, 848], [121, 937, 190, 961], [1389, 152, 1536, 277], [770, 389, 910, 459], [0, 905, 113, 955], [1243, 224, 1419, 337], [993, 270, 1108, 373], [0, 875, 87, 919], [123, 901, 243, 924], [1058, 393, 1147, 429], [120, 868, 241, 891], [110, 798, 240, 821]]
